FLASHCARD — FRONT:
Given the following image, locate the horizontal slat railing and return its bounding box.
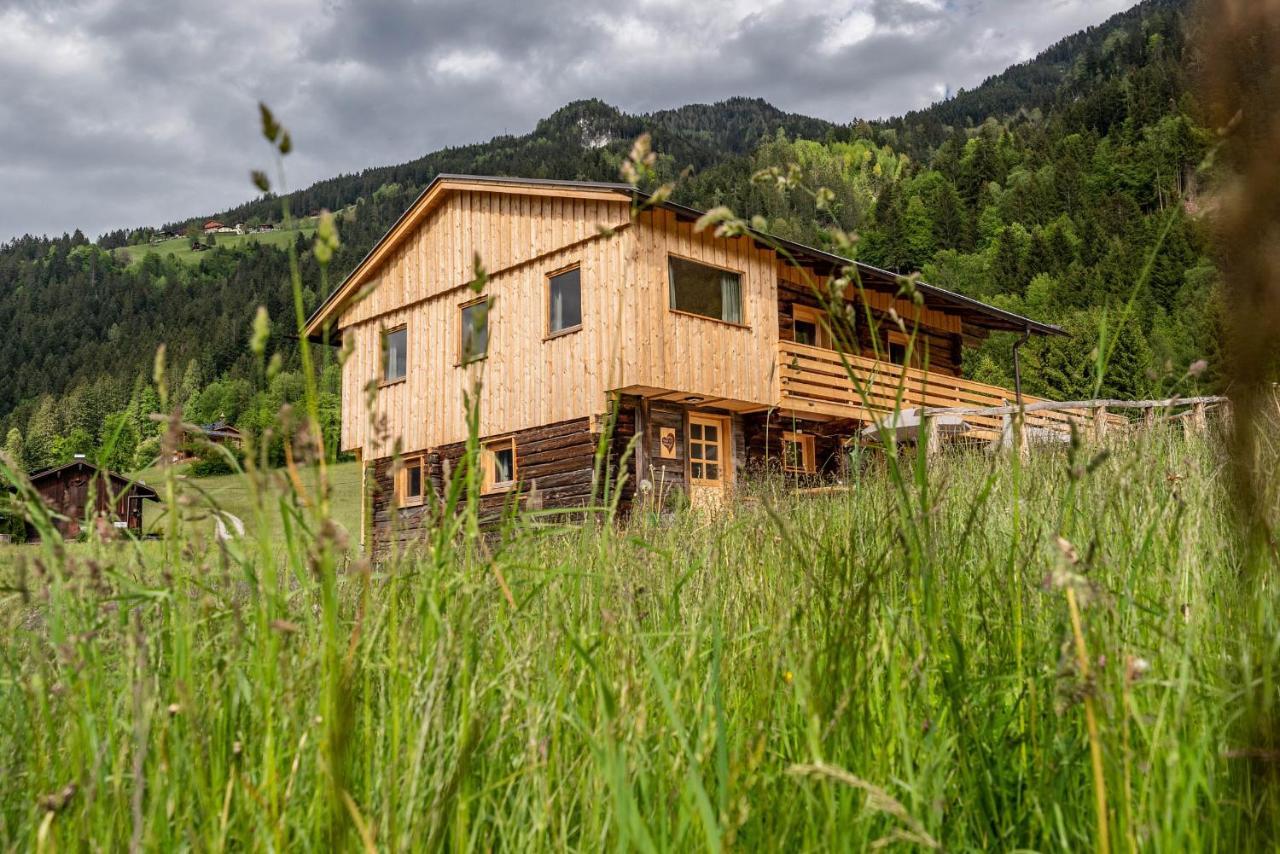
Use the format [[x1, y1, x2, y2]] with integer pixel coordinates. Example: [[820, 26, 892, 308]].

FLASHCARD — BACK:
[[777, 341, 1115, 438]]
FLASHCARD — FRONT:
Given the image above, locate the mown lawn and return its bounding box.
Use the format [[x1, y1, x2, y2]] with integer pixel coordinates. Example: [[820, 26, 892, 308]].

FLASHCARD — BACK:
[[0, 425, 1276, 850]]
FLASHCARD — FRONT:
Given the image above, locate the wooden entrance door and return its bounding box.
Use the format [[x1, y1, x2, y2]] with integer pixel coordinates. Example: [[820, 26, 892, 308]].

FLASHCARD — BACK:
[[687, 414, 730, 509]]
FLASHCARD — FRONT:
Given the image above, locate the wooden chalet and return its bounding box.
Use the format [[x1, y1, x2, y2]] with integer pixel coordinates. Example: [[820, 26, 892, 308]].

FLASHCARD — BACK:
[[198, 421, 243, 448], [22, 458, 158, 541], [303, 175, 1073, 556]]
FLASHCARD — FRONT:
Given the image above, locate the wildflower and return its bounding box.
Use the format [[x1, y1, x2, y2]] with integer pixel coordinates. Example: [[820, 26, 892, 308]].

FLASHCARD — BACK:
[[1125, 656, 1151, 684], [37, 783, 76, 814], [783, 670, 794, 685], [168, 703, 181, 716]]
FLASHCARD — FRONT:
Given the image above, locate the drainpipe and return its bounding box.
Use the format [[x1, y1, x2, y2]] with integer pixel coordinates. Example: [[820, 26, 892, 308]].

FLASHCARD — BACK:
[[1012, 326, 1032, 408]]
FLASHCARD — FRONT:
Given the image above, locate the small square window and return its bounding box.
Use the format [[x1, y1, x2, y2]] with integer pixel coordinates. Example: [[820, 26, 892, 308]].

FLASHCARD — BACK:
[[483, 438, 516, 493], [383, 326, 407, 382], [399, 455, 425, 506], [460, 299, 490, 363], [548, 266, 582, 334], [793, 305, 831, 349], [885, 330, 922, 368], [781, 431, 816, 474]]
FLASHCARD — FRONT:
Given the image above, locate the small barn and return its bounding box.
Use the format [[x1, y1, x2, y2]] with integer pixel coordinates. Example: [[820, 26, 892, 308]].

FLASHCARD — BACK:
[[24, 458, 158, 541]]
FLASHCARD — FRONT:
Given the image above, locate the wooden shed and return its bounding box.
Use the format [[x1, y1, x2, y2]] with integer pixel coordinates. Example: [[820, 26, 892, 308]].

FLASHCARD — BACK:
[[23, 458, 158, 541]]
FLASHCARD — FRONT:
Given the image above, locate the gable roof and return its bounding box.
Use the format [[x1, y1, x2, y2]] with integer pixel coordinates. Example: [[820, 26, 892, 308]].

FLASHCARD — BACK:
[[304, 174, 1067, 340], [26, 460, 159, 500]]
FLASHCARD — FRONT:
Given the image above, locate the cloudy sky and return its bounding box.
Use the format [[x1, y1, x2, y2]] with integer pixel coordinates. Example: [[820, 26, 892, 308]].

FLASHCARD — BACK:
[[0, 0, 1135, 242]]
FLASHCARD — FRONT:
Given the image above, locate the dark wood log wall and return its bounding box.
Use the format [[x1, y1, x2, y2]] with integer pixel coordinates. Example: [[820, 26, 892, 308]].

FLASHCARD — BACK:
[[777, 279, 965, 377], [369, 413, 637, 559], [741, 411, 851, 479]]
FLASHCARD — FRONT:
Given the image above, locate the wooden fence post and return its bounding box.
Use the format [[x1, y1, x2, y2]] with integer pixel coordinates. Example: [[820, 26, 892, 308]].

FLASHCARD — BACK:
[[1143, 407, 1156, 431], [1186, 401, 1208, 435], [924, 414, 941, 458], [1091, 405, 1109, 444]]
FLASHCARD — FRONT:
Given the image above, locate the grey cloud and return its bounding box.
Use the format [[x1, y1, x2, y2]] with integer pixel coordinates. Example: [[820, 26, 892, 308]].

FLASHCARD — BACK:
[[0, 0, 1134, 242]]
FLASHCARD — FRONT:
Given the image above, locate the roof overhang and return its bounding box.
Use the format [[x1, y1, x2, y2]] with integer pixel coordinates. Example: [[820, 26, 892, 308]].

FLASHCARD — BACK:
[[303, 173, 1067, 342]]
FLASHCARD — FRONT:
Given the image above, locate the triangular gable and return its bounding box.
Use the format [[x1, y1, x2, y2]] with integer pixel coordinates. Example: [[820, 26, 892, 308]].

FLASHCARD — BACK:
[[305, 175, 635, 338]]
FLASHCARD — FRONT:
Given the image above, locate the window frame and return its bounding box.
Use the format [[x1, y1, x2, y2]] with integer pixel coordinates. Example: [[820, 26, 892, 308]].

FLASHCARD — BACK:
[[381, 324, 408, 386], [666, 253, 748, 328], [544, 261, 583, 340], [686, 413, 731, 486], [398, 453, 426, 507], [458, 296, 491, 365], [886, 329, 922, 368], [482, 437, 517, 494], [781, 431, 816, 474], [792, 304, 832, 350]]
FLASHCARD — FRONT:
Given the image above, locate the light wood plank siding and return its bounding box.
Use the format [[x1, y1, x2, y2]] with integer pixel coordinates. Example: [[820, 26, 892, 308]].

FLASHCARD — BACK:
[[336, 184, 981, 459], [620, 208, 780, 406]]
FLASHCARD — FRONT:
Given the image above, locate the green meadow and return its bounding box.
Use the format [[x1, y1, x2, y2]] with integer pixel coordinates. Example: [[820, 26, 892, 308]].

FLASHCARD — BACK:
[[2, 420, 1277, 850], [115, 220, 317, 267]]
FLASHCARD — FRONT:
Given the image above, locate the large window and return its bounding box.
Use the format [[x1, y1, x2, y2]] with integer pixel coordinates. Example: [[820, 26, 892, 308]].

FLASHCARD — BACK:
[[668, 256, 742, 324], [383, 326, 407, 382], [483, 438, 516, 493], [459, 298, 490, 364], [547, 265, 582, 335]]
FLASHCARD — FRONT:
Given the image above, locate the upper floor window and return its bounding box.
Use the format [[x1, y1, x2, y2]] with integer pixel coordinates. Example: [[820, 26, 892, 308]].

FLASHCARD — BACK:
[[792, 304, 831, 349], [668, 256, 742, 325], [547, 265, 582, 335], [886, 330, 920, 368], [383, 325, 407, 383], [459, 298, 490, 364]]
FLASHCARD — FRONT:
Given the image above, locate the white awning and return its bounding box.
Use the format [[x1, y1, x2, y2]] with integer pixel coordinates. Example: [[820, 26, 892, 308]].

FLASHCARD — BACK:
[[860, 408, 971, 442]]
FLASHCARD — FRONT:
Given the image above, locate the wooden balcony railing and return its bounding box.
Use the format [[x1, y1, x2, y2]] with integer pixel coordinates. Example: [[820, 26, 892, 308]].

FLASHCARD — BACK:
[[777, 341, 1112, 439]]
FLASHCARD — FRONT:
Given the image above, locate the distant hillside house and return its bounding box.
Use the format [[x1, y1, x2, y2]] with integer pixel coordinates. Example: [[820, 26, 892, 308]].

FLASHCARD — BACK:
[[171, 421, 244, 463], [199, 421, 243, 448], [203, 220, 224, 233], [22, 458, 158, 541]]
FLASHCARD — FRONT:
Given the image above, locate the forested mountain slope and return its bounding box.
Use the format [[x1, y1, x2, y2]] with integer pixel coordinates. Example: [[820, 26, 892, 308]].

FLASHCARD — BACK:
[[0, 0, 1212, 473]]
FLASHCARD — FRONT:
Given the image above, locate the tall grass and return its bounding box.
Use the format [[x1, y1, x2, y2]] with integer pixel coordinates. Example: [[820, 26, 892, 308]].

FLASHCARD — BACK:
[[4, 10, 1280, 843], [0, 419, 1272, 849]]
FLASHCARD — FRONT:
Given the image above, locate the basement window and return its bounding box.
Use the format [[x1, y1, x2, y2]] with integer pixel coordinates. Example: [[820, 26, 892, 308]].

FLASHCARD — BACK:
[[668, 256, 742, 324], [547, 264, 582, 335], [399, 455, 425, 506], [781, 431, 816, 474], [460, 298, 490, 363], [383, 325, 407, 382], [483, 438, 516, 493]]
